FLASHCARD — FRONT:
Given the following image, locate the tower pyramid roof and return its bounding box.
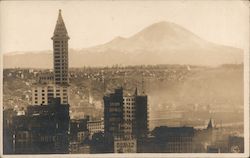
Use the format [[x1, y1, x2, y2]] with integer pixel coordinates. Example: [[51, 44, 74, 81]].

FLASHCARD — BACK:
[[207, 118, 213, 129], [52, 9, 69, 39]]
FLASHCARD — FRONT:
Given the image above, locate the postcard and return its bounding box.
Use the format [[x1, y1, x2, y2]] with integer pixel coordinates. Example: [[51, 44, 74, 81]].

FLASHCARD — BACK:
[[1, 1, 249, 157]]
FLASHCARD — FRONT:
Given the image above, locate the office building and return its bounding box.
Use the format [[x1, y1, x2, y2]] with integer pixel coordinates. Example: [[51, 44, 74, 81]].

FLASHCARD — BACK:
[[12, 98, 70, 154], [103, 87, 124, 138], [51, 9, 70, 85], [87, 118, 104, 138], [31, 10, 70, 105]]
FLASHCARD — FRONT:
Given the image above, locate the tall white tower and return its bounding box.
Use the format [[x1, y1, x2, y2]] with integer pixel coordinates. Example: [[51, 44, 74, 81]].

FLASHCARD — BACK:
[[51, 9, 70, 85]]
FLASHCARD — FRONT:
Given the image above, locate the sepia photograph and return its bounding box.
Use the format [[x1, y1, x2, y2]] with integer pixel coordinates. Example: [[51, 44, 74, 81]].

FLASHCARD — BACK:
[[0, 0, 249, 157]]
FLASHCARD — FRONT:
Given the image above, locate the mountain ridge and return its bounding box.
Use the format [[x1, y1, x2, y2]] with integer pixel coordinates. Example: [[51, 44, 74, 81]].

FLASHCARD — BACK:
[[3, 21, 243, 68]]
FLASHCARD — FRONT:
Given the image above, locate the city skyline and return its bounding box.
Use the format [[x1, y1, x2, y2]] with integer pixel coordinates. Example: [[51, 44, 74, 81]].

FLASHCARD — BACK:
[[2, 1, 248, 156], [0, 1, 249, 54]]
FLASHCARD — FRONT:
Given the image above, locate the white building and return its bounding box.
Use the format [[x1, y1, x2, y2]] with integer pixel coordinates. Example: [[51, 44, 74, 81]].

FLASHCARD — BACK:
[[31, 9, 70, 106], [32, 84, 69, 105], [87, 119, 104, 138], [37, 72, 54, 84], [114, 138, 137, 153], [122, 95, 136, 137]]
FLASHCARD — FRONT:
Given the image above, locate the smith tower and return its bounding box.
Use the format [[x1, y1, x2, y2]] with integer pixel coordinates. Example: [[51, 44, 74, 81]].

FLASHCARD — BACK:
[[52, 9, 69, 85]]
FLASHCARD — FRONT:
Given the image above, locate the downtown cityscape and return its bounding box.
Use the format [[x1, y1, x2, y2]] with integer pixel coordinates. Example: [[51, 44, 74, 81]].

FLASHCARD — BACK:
[[2, 8, 245, 155]]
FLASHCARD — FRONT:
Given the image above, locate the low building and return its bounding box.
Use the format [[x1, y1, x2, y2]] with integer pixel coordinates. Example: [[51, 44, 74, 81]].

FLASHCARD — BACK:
[[12, 98, 70, 154], [70, 118, 88, 143], [114, 138, 137, 153], [32, 84, 69, 105], [69, 142, 90, 154], [151, 126, 195, 153], [87, 119, 104, 138], [228, 136, 244, 153]]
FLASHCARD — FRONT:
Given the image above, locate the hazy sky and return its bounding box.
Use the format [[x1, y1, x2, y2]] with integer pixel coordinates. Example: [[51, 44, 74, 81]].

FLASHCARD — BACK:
[[0, 0, 249, 54]]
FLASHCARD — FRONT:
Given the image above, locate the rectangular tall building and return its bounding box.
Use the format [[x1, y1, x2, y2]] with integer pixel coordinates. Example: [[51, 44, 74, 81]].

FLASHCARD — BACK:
[[123, 96, 136, 138], [51, 9, 70, 85], [104, 87, 148, 140], [135, 95, 148, 138], [32, 10, 70, 105], [103, 87, 124, 138]]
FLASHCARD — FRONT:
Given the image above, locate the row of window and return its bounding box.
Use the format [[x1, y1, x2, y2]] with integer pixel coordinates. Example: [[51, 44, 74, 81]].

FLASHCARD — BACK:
[[55, 71, 68, 74], [54, 66, 68, 70], [34, 101, 45, 104], [125, 110, 135, 114], [35, 89, 67, 93], [54, 55, 68, 58], [124, 102, 135, 106], [125, 106, 135, 110], [89, 127, 104, 130], [54, 60, 67, 64], [54, 48, 68, 51], [54, 41, 67, 44], [34, 94, 67, 99], [54, 44, 68, 47], [123, 98, 135, 102], [125, 115, 134, 118], [34, 97, 45, 100], [88, 123, 103, 127], [55, 78, 68, 81]]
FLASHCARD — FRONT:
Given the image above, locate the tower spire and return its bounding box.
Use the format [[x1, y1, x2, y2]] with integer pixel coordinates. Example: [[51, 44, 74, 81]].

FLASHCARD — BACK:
[[52, 9, 70, 85], [134, 87, 138, 96], [52, 9, 69, 39], [207, 118, 213, 129]]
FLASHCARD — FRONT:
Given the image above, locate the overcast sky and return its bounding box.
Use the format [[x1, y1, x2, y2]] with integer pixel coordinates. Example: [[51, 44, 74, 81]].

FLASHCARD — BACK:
[[0, 0, 249, 54]]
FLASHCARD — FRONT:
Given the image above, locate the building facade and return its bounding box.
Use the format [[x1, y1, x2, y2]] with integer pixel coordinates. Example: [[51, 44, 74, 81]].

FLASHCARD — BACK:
[[32, 84, 69, 105], [114, 139, 137, 153], [51, 9, 70, 85], [87, 119, 104, 138], [150, 126, 195, 153], [103, 87, 124, 139], [31, 9, 70, 105], [12, 98, 70, 154], [122, 96, 136, 138], [103, 87, 148, 152]]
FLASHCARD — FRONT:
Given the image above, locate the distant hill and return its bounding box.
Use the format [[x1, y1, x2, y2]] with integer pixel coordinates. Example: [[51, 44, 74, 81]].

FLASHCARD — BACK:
[[3, 21, 243, 68]]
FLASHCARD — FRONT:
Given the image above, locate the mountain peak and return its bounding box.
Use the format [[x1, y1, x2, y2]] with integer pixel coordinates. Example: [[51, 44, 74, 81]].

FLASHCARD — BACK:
[[131, 21, 204, 46], [3, 21, 243, 68], [146, 21, 177, 29]]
